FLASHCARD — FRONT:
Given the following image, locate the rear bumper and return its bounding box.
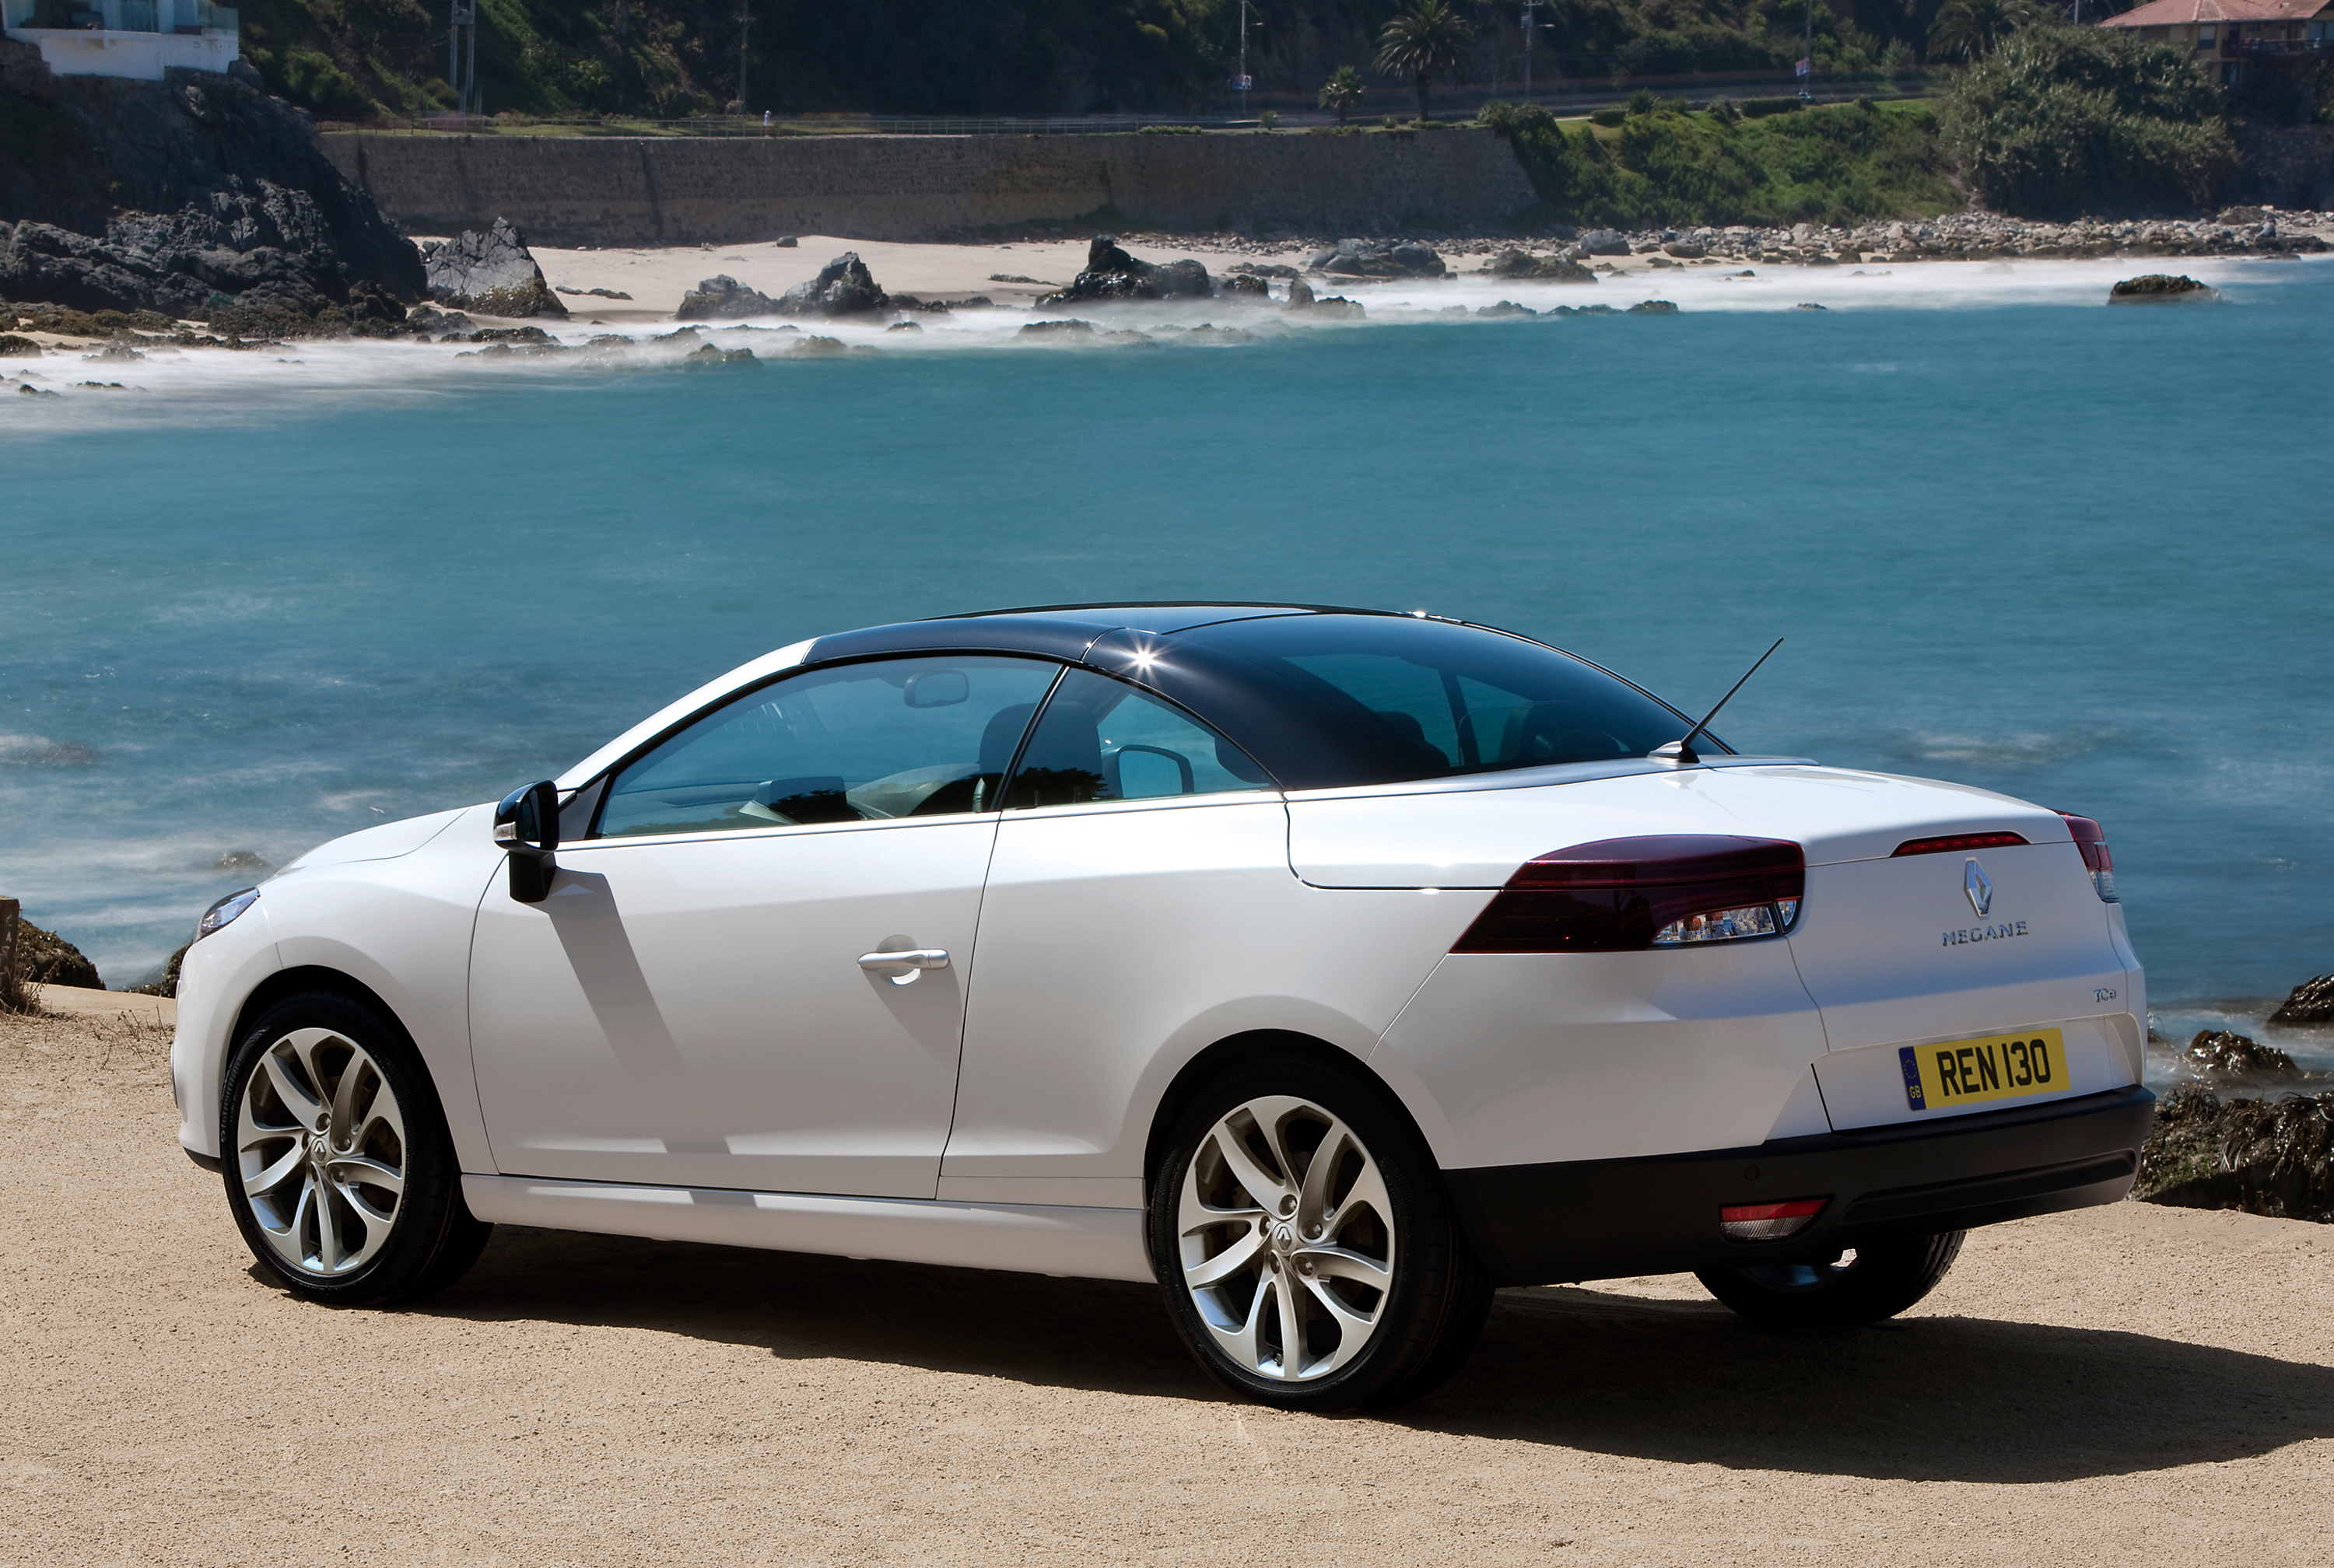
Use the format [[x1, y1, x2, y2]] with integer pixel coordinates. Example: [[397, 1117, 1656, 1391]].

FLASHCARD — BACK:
[[1444, 1083, 2155, 1286]]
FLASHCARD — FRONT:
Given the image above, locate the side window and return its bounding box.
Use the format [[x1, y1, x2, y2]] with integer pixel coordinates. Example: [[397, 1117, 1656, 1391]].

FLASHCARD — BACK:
[[595, 656, 1061, 838], [1280, 653, 1463, 772], [1005, 669, 1273, 810]]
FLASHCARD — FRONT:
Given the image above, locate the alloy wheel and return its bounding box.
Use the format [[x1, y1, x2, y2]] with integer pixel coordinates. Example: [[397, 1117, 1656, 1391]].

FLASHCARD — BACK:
[[234, 1025, 407, 1278], [1174, 1094, 1396, 1382]]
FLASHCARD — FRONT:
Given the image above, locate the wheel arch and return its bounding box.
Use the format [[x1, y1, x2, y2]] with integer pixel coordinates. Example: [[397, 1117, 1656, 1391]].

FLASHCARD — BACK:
[[221, 965, 475, 1164], [1141, 1028, 1435, 1195], [227, 964, 412, 1071]]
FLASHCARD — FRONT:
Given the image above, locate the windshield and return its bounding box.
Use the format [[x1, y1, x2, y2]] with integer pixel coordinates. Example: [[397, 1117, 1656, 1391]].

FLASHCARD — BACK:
[[1170, 614, 1699, 787]]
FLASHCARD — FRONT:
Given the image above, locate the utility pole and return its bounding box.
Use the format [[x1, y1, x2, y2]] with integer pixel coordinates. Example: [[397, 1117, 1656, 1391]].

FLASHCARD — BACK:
[[450, 0, 478, 117], [1235, 0, 1254, 118], [1521, 0, 1537, 97], [736, 0, 752, 113], [613, 0, 629, 112], [1800, 0, 1814, 99]]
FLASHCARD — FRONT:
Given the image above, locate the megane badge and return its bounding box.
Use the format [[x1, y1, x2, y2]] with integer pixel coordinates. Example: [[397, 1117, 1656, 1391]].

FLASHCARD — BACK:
[[1964, 859, 1993, 919]]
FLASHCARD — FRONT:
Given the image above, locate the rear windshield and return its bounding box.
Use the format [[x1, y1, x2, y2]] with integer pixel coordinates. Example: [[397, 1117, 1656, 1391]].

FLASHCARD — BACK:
[[1175, 614, 1699, 784]]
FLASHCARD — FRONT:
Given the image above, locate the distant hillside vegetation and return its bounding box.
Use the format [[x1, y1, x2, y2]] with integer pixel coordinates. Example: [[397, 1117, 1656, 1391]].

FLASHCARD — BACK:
[[1482, 95, 1959, 227], [240, 0, 1959, 123]]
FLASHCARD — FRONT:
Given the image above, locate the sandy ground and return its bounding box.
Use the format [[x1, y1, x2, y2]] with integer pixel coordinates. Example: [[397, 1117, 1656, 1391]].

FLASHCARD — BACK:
[[7, 996, 2334, 1567], [521, 236, 1325, 321]]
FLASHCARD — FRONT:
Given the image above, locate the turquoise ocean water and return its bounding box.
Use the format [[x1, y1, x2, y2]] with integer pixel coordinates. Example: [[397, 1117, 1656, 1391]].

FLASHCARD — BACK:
[[3, 256, 2329, 1061]]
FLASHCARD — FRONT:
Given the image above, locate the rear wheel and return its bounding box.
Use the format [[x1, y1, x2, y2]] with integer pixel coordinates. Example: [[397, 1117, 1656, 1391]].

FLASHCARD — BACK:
[[1695, 1230, 1965, 1328], [1148, 1057, 1491, 1411], [220, 991, 491, 1307]]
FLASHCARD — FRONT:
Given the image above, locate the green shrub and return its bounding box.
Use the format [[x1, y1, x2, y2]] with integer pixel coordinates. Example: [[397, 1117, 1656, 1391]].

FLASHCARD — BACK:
[[1481, 96, 1955, 227], [1740, 96, 1802, 118], [1590, 106, 1626, 127], [277, 47, 373, 117], [1627, 88, 1659, 116], [1939, 23, 2236, 216]]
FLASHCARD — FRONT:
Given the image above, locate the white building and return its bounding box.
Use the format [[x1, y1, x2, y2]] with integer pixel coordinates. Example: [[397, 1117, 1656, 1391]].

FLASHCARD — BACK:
[[2, 0, 239, 79]]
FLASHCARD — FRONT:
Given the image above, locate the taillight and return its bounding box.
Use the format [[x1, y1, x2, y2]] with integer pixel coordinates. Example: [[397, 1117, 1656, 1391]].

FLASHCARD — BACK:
[[2058, 813, 2118, 903], [1893, 831, 2029, 856], [1720, 1198, 1828, 1241], [1452, 835, 1806, 954]]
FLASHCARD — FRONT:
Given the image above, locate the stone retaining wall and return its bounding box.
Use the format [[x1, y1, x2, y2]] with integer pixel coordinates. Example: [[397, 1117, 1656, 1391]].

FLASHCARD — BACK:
[[2232, 123, 2334, 211], [321, 128, 1540, 245]]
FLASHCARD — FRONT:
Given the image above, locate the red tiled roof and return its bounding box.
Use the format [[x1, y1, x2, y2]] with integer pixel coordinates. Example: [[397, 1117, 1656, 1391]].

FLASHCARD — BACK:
[[2100, 0, 2329, 26]]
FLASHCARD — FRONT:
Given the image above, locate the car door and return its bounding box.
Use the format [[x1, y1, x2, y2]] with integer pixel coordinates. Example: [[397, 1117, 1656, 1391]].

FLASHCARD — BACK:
[[468, 653, 1064, 1199], [938, 668, 1298, 1209]]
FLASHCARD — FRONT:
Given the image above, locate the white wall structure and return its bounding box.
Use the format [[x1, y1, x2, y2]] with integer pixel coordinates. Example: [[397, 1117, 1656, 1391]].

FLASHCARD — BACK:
[[2, 0, 239, 79]]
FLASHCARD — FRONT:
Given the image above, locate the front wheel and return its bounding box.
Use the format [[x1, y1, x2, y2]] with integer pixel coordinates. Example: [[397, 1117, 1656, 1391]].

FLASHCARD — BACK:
[[220, 991, 491, 1307], [1695, 1230, 1965, 1328], [1148, 1058, 1491, 1412]]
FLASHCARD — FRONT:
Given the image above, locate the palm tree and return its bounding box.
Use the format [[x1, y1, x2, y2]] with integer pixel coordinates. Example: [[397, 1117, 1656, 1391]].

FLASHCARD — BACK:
[[1927, 0, 2036, 61], [1374, 0, 1476, 124], [1319, 63, 1365, 125]]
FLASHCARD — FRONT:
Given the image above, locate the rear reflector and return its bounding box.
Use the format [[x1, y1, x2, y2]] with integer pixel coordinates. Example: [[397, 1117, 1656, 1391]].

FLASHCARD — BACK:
[[1892, 831, 2030, 857], [1453, 835, 1805, 954], [2056, 813, 2118, 904], [1719, 1197, 1828, 1241]]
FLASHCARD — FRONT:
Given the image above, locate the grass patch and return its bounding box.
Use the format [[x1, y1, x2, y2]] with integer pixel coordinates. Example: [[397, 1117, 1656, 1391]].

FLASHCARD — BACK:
[[1482, 96, 1957, 228]]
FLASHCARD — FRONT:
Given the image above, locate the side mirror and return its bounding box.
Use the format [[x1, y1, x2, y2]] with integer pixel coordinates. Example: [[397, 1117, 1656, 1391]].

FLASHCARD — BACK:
[[494, 780, 560, 903]]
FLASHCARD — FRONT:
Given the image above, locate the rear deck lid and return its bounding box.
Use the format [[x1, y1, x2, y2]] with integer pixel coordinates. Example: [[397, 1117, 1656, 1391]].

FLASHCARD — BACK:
[[1288, 764, 2069, 887]]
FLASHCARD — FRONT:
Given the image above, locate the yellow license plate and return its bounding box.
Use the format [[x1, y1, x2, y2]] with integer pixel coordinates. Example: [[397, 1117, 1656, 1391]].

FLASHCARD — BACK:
[[1899, 1028, 2067, 1111]]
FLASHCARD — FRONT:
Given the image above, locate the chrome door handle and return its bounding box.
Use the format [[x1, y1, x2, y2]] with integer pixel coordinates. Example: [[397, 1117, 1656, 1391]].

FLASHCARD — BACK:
[[857, 949, 950, 985]]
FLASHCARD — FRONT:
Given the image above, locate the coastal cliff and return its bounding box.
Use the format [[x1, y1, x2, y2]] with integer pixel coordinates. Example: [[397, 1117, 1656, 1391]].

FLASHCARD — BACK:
[[0, 38, 422, 318]]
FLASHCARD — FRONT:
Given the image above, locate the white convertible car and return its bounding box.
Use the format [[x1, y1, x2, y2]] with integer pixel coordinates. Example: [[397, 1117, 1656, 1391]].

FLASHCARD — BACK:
[[172, 604, 2152, 1409]]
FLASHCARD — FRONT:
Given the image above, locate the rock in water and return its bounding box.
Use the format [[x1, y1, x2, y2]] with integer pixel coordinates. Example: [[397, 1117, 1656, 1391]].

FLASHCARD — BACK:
[[1627, 299, 1680, 314], [0, 38, 420, 320], [2270, 974, 2334, 1024], [422, 219, 566, 318], [1484, 250, 1596, 284], [11, 917, 103, 992], [1039, 237, 1213, 305], [1220, 274, 1270, 299], [777, 253, 890, 317], [2136, 1085, 2334, 1222], [2184, 1029, 2305, 1083], [677, 275, 782, 320], [2108, 274, 2217, 303]]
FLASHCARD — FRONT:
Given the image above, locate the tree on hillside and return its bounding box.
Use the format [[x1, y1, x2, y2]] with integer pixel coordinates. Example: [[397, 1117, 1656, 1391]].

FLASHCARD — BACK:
[[1940, 23, 2235, 215], [1927, 0, 2036, 62], [1374, 0, 1475, 123], [1319, 63, 1365, 124]]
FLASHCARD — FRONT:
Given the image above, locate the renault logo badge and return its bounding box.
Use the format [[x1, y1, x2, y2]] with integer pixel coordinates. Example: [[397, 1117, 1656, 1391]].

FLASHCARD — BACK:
[[1964, 859, 1993, 919]]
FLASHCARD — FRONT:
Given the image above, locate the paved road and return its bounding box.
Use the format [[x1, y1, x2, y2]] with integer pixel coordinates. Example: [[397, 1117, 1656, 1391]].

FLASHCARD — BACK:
[[5, 1004, 2330, 1566]]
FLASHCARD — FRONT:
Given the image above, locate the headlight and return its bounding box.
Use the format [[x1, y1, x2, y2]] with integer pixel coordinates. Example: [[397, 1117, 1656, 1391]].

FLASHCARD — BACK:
[[196, 887, 260, 941]]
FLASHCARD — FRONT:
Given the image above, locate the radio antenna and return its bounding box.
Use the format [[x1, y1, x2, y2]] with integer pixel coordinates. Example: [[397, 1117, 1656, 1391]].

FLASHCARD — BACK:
[[1650, 637, 1783, 766]]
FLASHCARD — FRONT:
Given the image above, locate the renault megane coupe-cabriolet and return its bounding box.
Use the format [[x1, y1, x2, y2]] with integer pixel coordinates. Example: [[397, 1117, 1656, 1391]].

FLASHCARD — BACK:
[[171, 604, 2152, 1409]]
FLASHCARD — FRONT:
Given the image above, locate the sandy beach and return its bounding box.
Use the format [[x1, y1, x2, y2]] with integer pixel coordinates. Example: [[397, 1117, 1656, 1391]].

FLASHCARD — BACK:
[[520, 235, 1323, 320], [5, 989, 2332, 1566]]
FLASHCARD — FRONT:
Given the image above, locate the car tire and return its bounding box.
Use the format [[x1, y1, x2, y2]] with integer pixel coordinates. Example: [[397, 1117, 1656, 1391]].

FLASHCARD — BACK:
[[1694, 1230, 1965, 1328], [219, 990, 492, 1307], [1148, 1055, 1491, 1412]]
